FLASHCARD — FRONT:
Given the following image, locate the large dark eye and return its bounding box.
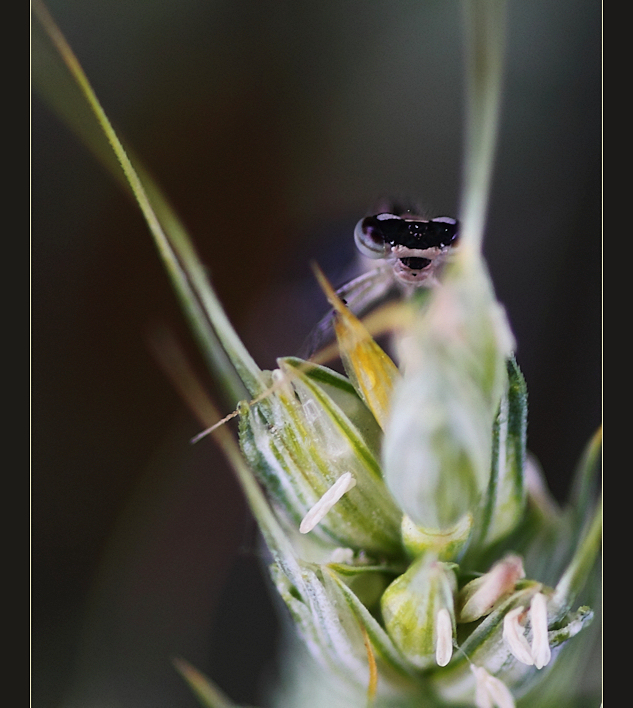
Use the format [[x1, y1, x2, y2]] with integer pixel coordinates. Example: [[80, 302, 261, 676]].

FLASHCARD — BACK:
[[430, 217, 459, 246], [353, 216, 390, 259]]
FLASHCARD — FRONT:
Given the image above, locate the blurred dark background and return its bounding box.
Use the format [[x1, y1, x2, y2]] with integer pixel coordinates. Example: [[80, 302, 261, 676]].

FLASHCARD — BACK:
[[31, 2, 601, 707]]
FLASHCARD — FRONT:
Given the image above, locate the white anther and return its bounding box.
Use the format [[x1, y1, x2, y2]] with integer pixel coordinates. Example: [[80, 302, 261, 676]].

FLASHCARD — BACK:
[[299, 473, 356, 534], [502, 594, 552, 669], [529, 592, 551, 669], [471, 666, 516, 708], [435, 608, 453, 667], [503, 606, 534, 666]]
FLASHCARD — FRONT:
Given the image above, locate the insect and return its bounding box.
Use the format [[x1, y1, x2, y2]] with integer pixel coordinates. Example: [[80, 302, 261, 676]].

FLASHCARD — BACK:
[[353, 209, 459, 286], [306, 203, 459, 355]]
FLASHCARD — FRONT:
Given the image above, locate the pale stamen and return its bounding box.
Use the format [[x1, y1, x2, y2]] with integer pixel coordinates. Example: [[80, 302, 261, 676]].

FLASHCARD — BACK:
[[299, 473, 356, 534], [502, 606, 534, 666], [471, 666, 516, 708], [435, 608, 453, 666], [502, 594, 552, 669], [529, 592, 551, 669]]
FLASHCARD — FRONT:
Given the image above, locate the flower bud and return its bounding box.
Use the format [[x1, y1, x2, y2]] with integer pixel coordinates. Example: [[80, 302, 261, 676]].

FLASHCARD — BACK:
[[457, 554, 525, 623], [380, 554, 457, 669], [383, 255, 514, 532], [238, 357, 403, 556]]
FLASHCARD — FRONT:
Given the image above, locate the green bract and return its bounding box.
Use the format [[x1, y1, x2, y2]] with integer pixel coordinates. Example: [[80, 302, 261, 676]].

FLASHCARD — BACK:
[[381, 555, 458, 669], [384, 254, 514, 533], [238, 358, 403, 556]]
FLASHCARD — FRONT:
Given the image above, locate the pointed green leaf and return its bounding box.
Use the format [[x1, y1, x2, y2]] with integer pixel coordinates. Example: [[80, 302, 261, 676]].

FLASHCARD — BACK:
[[550, 498, 602, 621], [566, 427, 602, 541], [471, 356, 528, 554]]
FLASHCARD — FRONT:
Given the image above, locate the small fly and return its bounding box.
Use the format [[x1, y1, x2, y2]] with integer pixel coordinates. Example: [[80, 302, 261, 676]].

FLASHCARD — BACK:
[[306, 203, 459, 355]]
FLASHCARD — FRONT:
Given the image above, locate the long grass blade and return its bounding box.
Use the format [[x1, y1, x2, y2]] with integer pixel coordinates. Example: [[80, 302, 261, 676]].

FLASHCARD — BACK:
[[32, 1, 263, 403], [459, 0, 507, 257]]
